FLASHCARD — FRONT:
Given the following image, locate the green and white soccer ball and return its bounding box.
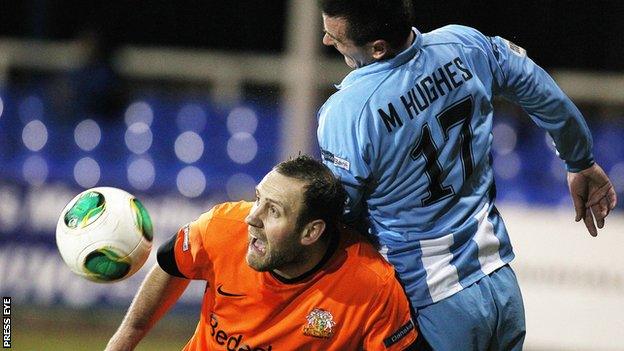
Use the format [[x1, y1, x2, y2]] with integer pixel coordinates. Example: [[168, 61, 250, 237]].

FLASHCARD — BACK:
[[56, 187, 153, 283]]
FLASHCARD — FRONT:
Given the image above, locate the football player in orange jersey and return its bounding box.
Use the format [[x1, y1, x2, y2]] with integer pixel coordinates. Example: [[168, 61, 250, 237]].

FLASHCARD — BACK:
[[106, 155, 428, 351]]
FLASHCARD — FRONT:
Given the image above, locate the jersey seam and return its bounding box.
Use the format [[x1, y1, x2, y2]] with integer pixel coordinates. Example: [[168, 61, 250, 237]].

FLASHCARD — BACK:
[[486, 37, 508, 86]]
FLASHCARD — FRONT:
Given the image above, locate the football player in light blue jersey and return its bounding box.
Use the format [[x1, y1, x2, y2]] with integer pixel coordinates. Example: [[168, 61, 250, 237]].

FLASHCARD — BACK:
[[317, 0, 617, 349]]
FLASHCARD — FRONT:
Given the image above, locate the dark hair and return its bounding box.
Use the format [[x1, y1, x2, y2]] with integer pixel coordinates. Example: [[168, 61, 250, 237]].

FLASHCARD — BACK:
[[274, 155, 346, 240], [319, 0, 413, 48]]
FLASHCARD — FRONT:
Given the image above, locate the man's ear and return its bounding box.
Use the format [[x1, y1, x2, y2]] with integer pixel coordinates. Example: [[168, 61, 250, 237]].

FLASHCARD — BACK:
[[370, 39, 390, 60], [300, 219, 326, 246]]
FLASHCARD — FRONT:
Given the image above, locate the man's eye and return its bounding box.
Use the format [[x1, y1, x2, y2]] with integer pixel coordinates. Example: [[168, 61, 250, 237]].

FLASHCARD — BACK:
[[269, 206, 278, 216]]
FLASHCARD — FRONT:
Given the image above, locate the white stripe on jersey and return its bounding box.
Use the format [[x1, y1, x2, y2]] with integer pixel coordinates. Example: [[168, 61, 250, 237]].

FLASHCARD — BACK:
[[472, 203, 505, 275], [379, 245, 390, 262], [420, 233, 462, 303]]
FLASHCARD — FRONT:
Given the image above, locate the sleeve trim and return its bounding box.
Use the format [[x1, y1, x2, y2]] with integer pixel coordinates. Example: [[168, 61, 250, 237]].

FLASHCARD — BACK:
[[383, 319, 415, 348], [156, 234, 186, 278], [566, 157, 595, 173]]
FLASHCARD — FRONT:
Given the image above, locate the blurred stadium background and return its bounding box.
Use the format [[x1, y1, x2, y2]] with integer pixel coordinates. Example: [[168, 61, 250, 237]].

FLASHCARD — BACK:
[[0, 1, 622, 350]]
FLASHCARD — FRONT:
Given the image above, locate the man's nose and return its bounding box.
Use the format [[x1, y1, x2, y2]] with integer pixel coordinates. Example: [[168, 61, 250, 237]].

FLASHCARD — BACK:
[[245, 208, 262, 228]]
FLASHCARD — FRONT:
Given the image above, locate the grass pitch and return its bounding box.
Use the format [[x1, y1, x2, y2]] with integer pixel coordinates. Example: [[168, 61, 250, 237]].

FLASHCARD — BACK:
[[11, 305, 196, 350]]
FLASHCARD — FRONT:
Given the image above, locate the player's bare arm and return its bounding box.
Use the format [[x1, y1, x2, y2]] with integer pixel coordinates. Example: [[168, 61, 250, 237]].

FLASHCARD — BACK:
[[105, 264, 190, 351], [567, 163, 618, 236]]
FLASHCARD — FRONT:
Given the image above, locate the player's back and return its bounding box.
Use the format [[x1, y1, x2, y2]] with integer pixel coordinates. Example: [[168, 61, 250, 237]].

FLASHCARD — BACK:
[[318, 25, 515, 306]]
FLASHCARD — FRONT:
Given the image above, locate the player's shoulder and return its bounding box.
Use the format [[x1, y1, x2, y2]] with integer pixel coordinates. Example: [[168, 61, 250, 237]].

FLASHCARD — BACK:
[[422, 24, 491, 49], [340, 228, 396, 286], [319, 61, 392, 122], [318, 91, 370, 137], [196, 201, 251, 229], [212, 201, 252, 219], [191, 201, 251, 254], [320, 82, 377, 118]]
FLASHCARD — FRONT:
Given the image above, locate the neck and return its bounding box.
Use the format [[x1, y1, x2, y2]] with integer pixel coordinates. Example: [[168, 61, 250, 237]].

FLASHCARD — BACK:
[[371, 30, 415, 64], [389, 30, 415, 56], [404, 30, 416, 50]]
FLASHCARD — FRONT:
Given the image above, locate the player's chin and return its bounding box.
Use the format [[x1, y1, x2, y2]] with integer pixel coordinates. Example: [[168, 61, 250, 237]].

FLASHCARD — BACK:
[[245, 252, 269, 272]]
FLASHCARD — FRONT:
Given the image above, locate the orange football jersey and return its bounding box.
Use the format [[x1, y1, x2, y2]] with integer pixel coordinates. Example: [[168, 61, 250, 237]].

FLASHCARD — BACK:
[[158, 201, 417, 350]]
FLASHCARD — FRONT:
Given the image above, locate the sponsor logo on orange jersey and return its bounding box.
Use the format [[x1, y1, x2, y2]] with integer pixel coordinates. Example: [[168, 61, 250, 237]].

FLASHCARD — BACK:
[[384, 319, 415, 347], [210, 313, 273, 351], [303, 308, 336, 339]]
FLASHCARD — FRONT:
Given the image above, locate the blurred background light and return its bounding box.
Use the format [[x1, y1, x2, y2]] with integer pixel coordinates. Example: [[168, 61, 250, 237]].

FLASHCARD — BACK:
[[22, 155, 48, 186], [0, 96, 4, 118], [176, 103, 207, 133], [174, 131, 204, 163], [176, 166, 206, 198], [124, 122, 153, 154], [227, 132, 257, 164], [22, 120, 48, 152], [549, 158, 567, 181], [74, 119, 102, 151], [127, 157, 155, 191], [124, 101, 154, 127], [73, 157, 101, 188], [494, 152, 521, 180], [227, 106, 258, 135], [608, 162, 624, 193], [226, 173, 256, 201], [492, 123, 517, 155]]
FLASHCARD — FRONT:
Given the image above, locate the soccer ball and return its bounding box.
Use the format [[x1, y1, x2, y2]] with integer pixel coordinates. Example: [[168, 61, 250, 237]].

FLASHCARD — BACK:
[[56, 187, 153, 283]]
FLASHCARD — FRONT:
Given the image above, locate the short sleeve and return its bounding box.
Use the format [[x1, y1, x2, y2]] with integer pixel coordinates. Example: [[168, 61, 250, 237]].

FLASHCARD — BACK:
[[156, 210, 214, 280], [362, 276, 418, 350]]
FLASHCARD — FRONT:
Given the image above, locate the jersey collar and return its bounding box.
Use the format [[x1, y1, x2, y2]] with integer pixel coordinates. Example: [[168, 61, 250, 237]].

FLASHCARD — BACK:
[[336, 27, 422, 90]]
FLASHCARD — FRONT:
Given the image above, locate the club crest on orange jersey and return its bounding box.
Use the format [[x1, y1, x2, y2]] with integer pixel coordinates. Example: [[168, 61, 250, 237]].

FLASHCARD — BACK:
[[303, 308, 336, 339]]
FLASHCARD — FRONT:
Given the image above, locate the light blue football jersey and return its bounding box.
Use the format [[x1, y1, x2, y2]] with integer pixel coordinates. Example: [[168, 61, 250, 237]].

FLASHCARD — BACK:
[[317, 25, 593, 307]]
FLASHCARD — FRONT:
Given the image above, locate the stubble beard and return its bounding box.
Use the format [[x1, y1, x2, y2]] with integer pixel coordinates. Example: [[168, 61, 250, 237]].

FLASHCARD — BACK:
[[246, 231, 306, 273]]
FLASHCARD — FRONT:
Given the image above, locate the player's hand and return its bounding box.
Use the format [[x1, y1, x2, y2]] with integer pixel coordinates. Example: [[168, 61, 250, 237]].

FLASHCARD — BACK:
[[567, 163, 617, 236]]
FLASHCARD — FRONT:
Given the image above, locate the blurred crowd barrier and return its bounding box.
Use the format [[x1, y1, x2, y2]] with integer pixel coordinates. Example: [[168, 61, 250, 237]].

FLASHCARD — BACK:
[[506, 205, 624, 351]]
